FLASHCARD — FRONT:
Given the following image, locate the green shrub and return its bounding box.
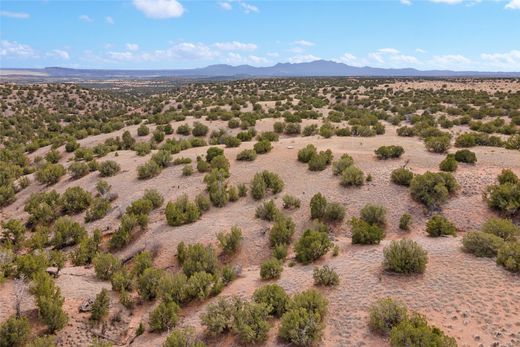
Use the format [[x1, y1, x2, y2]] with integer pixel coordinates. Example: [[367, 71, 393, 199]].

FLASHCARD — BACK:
[[70, 230, 101, 266], [308, 150, 333, 171], [137, 160, 161, 179], [426, 215, 456, 237], [195, 194, 211, 212], [375, 146, 404, 159], [324, 202, 345, 222], [181, 243, 219, 277], [295, 229, 332, 264], [360, 204, 387, 226], [391, 168, 414, 186], [255, 200, 280, 221], [350, 218, 385, 245], [85, 198, 110, 222], [260, 258, 283, 280], [217, 226, 243, 255], [399, 213, 412, 230], [484, 182, 520, 216], [137, 124, 149, 136], [91, 289, 110, 321], [462, 232, 504, 257], [60, 186, 92, 214], [52, 217, 87, 249], [297, 144, 317, 163], [496, 241, 520, 272], [279, 308, 324, 347], [0, 316, 30, 347], [368, 297, 408, 336], [201, 297, 236, 336], [389, 313, 457, 347], [254, 140, 272, 154], [206, 147, 224, 162], [177, 124, 192, 136], [424, 135, 451, 153], [163, 328, 206, 347], [151, 150, 172, 167], [1, 219, 25, 250], [290, 289, 328, 318], [410, 171, 458, 210], [310, 192, 327, 219], [253, 284, 289, 317], [149, 301, 180, 332], [137, 267, 163, 301], [269, 215, 295, 247], [251, 170, 284, 200], [454, 149, 477, 164], [332, 154, 354, 175], [159, 272, 189, 304], [182, 164, 193, 176], [134, 142, 152, 156], [68, 162, 90, 179], [439, 154, 458, 172], [497, 169, 519, 185], [303, 124, 318, 136], [111, 269, 132, 292], [98, 160, 120, 177], [272, 243, 288, 260], [340, 166, 364, 187], [313, 266, 339, 286], [165, 195, 201, 226], [236, 149, 257, 161], [32, 272, 68, 333], [232, 300, 271, 344], [481, 217, 519, 241], [383, 239, 428, 274], [186, 271, 214, 300], [0, 184, 16, 207], [192, 122, 209, 137], [282, 194, 301, 209], [93, 253, 122, 280], [36, 163, 66, 185]]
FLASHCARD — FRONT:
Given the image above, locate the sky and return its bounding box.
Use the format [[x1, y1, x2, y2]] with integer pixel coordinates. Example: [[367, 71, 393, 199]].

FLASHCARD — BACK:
[[0, 0, 519, 71]]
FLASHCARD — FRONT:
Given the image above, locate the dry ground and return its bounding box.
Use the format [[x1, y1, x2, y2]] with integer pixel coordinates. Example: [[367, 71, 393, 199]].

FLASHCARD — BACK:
[[1, 115, 519, 347]]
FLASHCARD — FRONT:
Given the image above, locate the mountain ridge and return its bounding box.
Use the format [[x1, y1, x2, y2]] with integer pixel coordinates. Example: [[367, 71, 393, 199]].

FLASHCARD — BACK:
[[1, 59, 519, 79]]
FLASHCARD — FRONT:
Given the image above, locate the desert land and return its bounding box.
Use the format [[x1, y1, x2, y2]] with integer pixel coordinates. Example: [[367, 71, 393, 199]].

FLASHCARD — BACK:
[[0, 77, 519, 347]]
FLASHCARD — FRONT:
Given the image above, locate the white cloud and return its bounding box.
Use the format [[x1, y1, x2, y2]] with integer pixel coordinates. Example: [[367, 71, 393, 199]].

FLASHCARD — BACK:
[[288, 54, 320, 63], [431, 54, 471, 66], [226, 52, 268, 65], [292, 40, 314, 47], [148, 42, 217, 61], [0, 11, 30, 19], [240, 2, 259, 13], [336, 53, 366, 67], [416, 48, 427, 53], [79, 15, 93, 22], [400, 0, 412, 5], [219, 1, 232, 10], [126, 43, 140, 51], [369, 52, 385, 64], [480, 50, 520, 68], [505, 0, 520, 9], [214, 41, 257, 51], [0, 40, 36, 58], [267, 52, 279, 58], [105, 16, 114, 24], [430, 0, 464, 4], [133, 0, 184, 19], [47, 49, 70, 60]]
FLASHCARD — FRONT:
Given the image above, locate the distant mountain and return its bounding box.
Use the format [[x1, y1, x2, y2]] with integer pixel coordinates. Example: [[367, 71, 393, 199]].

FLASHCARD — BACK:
[[2, 60, 519, 79]]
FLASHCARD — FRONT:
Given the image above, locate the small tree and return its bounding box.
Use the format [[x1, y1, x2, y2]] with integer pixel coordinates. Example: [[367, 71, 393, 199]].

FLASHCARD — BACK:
[[368, 297, 408, 336], [0, 316, 30, 347], [149, 301, 180, 332], [91, 289, 110, 322], [425, 215, 456, 237], [383, 240, 428, 274]]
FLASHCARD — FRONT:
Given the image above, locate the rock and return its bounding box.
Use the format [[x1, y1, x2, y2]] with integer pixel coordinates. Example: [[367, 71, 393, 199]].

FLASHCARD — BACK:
[[79, 298, 94, 312]]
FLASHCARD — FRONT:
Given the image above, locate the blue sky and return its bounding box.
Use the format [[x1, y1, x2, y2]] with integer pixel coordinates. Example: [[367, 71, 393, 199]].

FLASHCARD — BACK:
[[1, 0, 519, 71]]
